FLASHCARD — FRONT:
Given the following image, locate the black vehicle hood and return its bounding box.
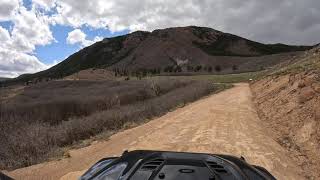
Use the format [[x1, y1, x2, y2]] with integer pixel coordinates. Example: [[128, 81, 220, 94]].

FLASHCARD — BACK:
[[80, 150, 276, 180]]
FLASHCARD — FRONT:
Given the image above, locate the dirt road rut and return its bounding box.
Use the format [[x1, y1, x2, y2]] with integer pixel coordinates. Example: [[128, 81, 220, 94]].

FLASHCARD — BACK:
[[9, 83, 303, 180]]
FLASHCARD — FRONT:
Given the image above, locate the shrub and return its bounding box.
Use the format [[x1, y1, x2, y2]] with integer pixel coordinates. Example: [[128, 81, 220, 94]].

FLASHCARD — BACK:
[[0, 78, 218, 169], [232, 65, 238, 71], [215, 65, 222, 72], [194, 65, 202, 72]]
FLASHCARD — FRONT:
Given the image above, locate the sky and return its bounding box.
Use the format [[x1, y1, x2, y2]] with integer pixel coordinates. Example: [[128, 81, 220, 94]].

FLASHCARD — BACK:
[[0, 0, 319, 78]]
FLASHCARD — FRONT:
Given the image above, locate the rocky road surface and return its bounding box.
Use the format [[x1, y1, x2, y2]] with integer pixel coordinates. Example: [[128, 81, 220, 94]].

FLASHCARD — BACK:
[[8, 83, 303, 180]]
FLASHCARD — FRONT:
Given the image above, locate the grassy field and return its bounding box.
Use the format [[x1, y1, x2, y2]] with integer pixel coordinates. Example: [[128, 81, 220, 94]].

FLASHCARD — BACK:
[[146, 71, 267, 83], [0, 70, 270, 170], [0, 77, 230, 170]]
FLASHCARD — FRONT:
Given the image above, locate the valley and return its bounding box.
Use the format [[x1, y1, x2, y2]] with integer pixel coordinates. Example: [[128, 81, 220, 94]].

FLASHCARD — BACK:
[[0, 26, 319, 180]]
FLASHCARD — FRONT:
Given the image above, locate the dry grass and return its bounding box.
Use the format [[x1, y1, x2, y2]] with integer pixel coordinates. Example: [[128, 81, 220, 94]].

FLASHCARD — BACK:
[[165, 72, 266, 83], [270, 47, 320, 76], [0, 78, 225, 170]]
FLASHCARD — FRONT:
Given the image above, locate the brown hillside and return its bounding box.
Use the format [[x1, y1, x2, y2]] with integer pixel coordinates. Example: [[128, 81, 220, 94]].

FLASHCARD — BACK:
[[64, 69, 115, 81], [111, 27, 304, 73], [251, 46, 320, 179]]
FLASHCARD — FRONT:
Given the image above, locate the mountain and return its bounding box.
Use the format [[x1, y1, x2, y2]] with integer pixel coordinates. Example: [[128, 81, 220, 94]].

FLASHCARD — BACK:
[[7, 26, 315, 83], [0, 77, 10, 82]]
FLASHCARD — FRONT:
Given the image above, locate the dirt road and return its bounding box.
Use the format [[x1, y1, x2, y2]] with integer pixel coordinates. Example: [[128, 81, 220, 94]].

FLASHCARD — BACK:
[[8, 83, 303, 180]]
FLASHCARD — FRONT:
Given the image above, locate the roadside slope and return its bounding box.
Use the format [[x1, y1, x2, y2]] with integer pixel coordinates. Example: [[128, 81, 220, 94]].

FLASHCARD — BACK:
[[9, 83, 303, 180], [251, 46, 320, 179]]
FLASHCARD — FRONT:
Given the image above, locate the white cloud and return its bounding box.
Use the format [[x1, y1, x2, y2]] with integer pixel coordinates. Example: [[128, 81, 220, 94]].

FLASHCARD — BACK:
[[51, 0, 115, 30], [67, 29, 102, 47], [0, 48, 51, 78], [41, 0, 320, 45], [0, 0, 20, 21], [0, 26, 10, 42], [0, 3, 55, 77], [66, 29, 86, 45], [10, 6, 55, 53], [32, 0, 56, 10]]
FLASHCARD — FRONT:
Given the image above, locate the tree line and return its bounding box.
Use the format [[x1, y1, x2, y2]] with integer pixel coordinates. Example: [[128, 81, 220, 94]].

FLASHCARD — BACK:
[[113, 64, 239, 78]]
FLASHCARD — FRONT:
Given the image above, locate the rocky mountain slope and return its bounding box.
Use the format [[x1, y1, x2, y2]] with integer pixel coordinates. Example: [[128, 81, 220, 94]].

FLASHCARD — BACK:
[[251, 46, 320, 179], [0, 77, 10, 82], [8, 26, 314, 84]]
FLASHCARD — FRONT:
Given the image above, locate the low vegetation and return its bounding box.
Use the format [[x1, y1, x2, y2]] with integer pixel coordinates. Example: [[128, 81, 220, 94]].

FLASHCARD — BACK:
[[193, 33, 312, 57], [162, 71, 266, 83], [271, 48, 320, 76], [0, 78, 227, 169]]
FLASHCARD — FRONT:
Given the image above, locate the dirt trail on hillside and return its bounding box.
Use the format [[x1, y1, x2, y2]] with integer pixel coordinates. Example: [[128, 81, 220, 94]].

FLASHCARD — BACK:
[[8, 83, 304, 180]]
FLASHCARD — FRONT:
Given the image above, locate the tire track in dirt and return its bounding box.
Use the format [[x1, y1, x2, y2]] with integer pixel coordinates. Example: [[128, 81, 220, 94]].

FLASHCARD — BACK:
[[8, 83, 304, 180]]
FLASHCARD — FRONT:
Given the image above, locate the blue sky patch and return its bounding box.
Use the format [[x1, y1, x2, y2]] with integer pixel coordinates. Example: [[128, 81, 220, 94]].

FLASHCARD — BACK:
[[22, 0, 32, 11], [0, 21, 13, 32], [34, 25, 78, 64]]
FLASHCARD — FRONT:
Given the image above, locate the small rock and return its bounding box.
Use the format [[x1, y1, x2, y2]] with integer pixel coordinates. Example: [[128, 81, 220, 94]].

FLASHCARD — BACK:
[[298, 87, 316, 103], [298, 81, 306, 88], [312, 83, 320, 93], [63, 151, 71, 158], [315, 106, 320, 121], [290, 89, 297, 94], [91, 141, 98, 145], [304, 76, 315, 86]]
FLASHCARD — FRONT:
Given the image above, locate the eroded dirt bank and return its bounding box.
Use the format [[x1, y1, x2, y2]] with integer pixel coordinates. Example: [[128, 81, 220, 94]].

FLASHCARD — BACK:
[[251, 73, 320, 179], [9, 83, 303, 180]]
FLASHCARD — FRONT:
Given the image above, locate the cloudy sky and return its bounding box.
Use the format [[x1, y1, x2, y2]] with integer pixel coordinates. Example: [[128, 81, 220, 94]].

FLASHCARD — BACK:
[[0, 0, 319, 78]]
